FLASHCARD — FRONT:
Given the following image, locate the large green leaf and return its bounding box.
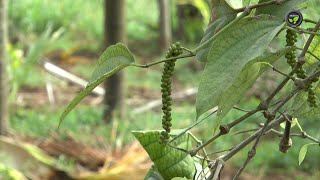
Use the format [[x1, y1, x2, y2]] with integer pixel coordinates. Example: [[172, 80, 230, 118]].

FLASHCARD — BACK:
[[255, 0, 305, 19], [196, 0, 237, 62], [216, 48, 290, 126], [59, 43, 135, 125], [290, 36, 320, 118], [196, 15, 284, 118], [132, 130, 195, 180]]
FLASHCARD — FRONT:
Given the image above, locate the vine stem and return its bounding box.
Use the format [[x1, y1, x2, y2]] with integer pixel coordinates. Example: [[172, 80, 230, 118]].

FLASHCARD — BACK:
[[181, 47, 195, 55], [299, 19, 320, 58], [168, 108, 218, 144], [265, 19, 320, 105], [285, 26, 320, 36], [221, 115, 286, 161], [234, 88, 299, 179], [182, 29, 318, 156], [304, 19, 318, 24], [234, 0, 280, 13], [295, 47, 320, 61], [188, 109, 260, 156], [270, 129, 320, 144], [272, 66, 295, 80], [130, 54, 194, 68]]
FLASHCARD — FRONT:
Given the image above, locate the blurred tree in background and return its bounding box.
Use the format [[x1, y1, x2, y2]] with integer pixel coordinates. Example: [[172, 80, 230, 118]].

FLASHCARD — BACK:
[[0, 0, 8, 135], [158, 0, 172, 52], [103, 0, 127, 123]]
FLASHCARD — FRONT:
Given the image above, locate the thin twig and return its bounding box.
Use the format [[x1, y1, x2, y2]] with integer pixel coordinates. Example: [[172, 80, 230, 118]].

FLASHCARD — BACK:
[[221, 116, 286, 162], [296, 47, 320, 61], [233, 156, 251, 180], [232, 128, 260, 135], [227, 109, 261, 128], [233, 106, 252, 113], [304, 19, 318, 24], [265, 19, 320, 105], [235, 0, 279, 12], [269, 99, 284, 108], [181, 47, 195, 55], [270, 129, 320, 144], [299, 19, 320, 58], [234, 89, 299, 179], [272, 88, 300, 114], [305, 69, 320, 82], [272, 66, 295, 80], [286, 26, 320, 36], [130, 54, 194, 68], [189, 109, 261, 156], [168, 108, 218, 144]]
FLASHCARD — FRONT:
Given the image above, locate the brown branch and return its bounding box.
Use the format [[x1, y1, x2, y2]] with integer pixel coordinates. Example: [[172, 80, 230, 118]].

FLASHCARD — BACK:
[[304, 19, 318, 24], [270, 129, 320, 144], [286, 26, 320, 36], [296, 47, 320, 62], [235, 0, 281, 13], [221, 115, 286, 162], [188, 109, 260, 156], [299, 19, 320, 58]]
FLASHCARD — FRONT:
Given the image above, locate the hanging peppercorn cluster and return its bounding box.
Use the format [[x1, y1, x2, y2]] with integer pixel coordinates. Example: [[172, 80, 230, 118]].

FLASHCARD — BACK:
[[285, 30, 319, 107], [160, 42, 183, 143], [307, 77, 319, 107], [285, 29, 298, 68]]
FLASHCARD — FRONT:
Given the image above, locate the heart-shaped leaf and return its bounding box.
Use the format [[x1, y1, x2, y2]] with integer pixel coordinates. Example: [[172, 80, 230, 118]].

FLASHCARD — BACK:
[[196, 15, 284, 118], [132, 130, 195, 180], [216, 48, 290, 126], [59, 43, 135, 126]]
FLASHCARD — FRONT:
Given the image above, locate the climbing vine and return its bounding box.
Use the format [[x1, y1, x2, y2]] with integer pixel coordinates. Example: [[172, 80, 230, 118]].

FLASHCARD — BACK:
[[59, 0, 320, 179]]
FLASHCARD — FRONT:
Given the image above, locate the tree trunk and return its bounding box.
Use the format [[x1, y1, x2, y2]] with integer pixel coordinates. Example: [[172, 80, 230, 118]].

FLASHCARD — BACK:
[[103, 0, 126, 123], [158, 0, 172, 52], [0, 0, 9, 135], [0, 0, 8, 135]]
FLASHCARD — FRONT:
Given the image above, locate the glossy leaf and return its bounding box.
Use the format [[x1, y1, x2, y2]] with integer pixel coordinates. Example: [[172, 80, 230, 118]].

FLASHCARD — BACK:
[[255, 0, 304, 19], [298, 143, 317, 165], [196, 15, 284, 118], [196, 0, 237, 62], [132, 130, 195, 180], [216, 48, 289, 126], [59, 43, 135, 125]]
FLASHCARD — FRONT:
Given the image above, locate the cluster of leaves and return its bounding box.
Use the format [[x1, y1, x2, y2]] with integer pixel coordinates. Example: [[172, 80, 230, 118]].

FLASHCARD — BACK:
[[58, 0, 320, 179]]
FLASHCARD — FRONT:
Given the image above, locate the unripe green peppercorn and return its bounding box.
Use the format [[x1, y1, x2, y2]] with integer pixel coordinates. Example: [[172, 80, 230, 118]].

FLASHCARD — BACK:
[[160, 42, 185, 143]]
